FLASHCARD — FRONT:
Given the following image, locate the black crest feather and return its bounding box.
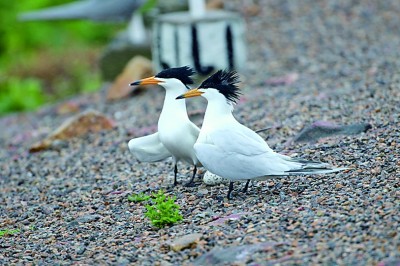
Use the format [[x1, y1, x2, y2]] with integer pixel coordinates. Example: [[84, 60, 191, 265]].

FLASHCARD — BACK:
[[199, 70, 241, 103], [155, 66, 195, 85]]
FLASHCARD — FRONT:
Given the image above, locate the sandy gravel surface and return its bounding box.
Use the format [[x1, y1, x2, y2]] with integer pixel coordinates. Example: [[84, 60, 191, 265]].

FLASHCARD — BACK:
[[1, 0, 399, 265]]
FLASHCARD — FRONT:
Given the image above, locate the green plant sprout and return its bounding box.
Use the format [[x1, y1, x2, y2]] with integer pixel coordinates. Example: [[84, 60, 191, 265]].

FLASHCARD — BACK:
[[0, 228, 20, 237], [128, 190, 183, 228], [144, 190, 183, 228], [29, 225, 37, 231], [127, 192, 150, 203]]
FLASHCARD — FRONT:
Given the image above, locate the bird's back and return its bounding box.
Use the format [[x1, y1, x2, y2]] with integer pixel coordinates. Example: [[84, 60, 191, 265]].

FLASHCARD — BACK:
[[195, 118, 343, 180]]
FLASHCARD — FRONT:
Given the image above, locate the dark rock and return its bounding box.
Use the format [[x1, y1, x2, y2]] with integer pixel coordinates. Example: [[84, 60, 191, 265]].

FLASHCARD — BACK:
[[68, 221, 79, 228], [76, 214, 102, 223], [292, 121, 372, 143], [40, 205, 54, 215], [99, 40, 151, 81], [76, 246, 86, 255], [193, 242, 284, 265]]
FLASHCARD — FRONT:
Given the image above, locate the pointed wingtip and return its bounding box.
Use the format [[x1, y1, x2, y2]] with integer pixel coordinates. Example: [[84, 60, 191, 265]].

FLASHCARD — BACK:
[[286, 166, 352, 175]]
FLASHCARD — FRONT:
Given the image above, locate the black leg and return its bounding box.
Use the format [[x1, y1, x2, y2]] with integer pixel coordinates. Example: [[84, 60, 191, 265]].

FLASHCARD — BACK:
[[242, 180, 250, 193], [227, 181, 234, 200], [174, 164, 178, 186], [185, 166, 197, 187]]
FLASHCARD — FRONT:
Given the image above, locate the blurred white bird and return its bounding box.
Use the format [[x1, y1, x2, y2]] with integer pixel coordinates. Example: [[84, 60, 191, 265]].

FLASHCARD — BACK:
[[18, 0, 147, 45], [176, 70, 348, 199], [18, 0, 144, 22], [129, 66, 202, 186]]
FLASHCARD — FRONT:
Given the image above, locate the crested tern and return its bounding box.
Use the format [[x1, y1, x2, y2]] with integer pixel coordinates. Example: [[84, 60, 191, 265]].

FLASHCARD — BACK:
[[129, 66, 202, 186], [177, 70, 348, 199]]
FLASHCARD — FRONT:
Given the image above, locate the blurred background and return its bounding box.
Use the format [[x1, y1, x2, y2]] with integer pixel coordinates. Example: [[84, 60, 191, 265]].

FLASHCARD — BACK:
[[0, 0, 133, 115]]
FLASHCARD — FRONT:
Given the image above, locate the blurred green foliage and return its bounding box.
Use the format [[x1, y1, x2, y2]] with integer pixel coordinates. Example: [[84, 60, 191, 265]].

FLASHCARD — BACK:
[[0, 78, 44, 114], [0, 0, 123, 115]]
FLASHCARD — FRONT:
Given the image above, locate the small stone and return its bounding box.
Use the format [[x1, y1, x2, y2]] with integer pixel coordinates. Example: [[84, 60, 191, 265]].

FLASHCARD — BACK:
[[335, 183, 344, 189], [159, 260, 173, 266], [76, 246, 86, 255], [197, 189, 209, 196], [169, 233, 203, 252], [246, 228, 256, 233], [193, 242, 282, 265], [40, 205, 54, 215], [76, 214, 102, 223], [188, 195, 196, 201], [23, 256, 34, 261]]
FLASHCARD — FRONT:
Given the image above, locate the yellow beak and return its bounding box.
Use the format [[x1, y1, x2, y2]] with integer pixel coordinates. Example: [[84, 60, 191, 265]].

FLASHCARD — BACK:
[[176, 88, 204, 99], [130, 76, 160, 86]]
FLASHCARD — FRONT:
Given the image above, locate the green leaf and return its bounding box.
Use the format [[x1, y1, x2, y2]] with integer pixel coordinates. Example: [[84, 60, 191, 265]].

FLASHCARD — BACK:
[[128, 193, 150, 203], [0, 229, 20, 237], [144, 190, 183, 228]]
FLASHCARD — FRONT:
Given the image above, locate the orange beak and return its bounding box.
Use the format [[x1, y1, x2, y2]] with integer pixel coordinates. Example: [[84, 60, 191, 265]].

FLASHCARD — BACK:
[[130, 76, 160, 86], [176, 88, 204, 100]]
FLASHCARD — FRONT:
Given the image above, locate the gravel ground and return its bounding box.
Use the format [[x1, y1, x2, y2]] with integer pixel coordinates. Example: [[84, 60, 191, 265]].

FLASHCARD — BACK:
[[1, 0, 399, 265]]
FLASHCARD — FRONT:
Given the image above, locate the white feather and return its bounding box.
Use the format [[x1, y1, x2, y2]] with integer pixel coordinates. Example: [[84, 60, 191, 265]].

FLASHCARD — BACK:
[[128, 132, 171, 162]]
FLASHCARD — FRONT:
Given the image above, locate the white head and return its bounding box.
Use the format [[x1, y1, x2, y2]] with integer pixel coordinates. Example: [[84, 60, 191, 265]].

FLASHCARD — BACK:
[[176, 70, 241, 107], [130, 66, 195, 94]]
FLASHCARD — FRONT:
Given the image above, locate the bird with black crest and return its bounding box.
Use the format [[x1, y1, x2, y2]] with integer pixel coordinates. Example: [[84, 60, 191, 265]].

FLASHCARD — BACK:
[[128, 66, 202, 186], [176, 69, 349, 199]]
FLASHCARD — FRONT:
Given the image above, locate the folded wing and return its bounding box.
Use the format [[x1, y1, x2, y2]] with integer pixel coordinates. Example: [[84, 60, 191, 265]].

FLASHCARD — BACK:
[[195, 124, 347, 180], [128, 132, 172, 162]]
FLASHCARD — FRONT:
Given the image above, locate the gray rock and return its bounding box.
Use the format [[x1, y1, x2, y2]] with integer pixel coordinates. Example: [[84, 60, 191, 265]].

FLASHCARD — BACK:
[[169, 233, 203, 252], [193, 242, 284, 265], [292, 121, 372, 143], [76, 214, 102, 223], [76, 246, 86, 255], [99, 37, 151, 81]]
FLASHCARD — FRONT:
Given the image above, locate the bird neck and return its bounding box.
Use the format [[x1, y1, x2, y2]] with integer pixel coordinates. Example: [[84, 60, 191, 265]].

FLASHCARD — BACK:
[[160, 89, 188, 119], [202, 100, 236, 130]]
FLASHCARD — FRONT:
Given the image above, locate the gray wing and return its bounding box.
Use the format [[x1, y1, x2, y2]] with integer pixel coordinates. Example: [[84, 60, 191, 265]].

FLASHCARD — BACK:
[[195, 125, 348, 180], [208, 124, 274, 156], [128, 132, 172, 162], [194, 125, 293, 180], [18, 0, 144, 22]]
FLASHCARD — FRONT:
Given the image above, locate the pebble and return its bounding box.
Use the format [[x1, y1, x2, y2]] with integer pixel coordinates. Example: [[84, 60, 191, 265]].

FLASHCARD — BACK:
[[169, 233, 203, 252], [76, 214, 102, 223]]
